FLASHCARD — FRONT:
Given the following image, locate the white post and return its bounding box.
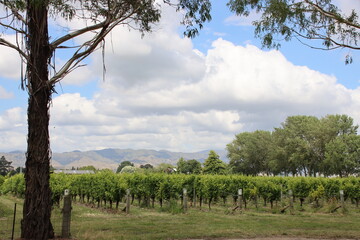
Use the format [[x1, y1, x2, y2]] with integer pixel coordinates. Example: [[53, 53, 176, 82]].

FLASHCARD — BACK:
[[183, 188, 188, 212], [340, 190, 344, 210], [238, 189, 243, 209]]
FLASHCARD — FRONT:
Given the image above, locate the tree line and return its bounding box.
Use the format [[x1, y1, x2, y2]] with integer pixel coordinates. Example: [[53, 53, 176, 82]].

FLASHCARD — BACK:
[[227, 114, 360, 177], [113, 150, 227, 175]]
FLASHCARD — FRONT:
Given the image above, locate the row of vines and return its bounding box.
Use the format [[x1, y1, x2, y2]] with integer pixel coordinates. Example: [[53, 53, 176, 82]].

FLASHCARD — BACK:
[[1, 172, 359, 212]]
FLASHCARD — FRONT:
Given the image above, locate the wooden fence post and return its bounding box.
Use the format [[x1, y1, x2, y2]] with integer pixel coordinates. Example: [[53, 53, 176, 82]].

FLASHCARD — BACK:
[[62, 189, 72, 238], [11, 203, 16, 240], [126, 189, 131, 214]]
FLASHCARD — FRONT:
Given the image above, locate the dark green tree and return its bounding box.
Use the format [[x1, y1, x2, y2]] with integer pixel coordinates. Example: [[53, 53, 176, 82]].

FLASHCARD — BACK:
[[203, 150, 226, 174], [320, 114, 358, 140], [177, 157, 187, 173], [228, 0, 360, 63], [177, 158, 202, 174], [227, 130, 273, 176], [0, 0, 211, 238], [156, 163, 176, 173], [275, 115, 321, 176], [140, 163, 154, 169], [116, 161, 134, 173], [0, 156, 13, 176], [323, 135, 360, 177], [15, 167, 26, 174]]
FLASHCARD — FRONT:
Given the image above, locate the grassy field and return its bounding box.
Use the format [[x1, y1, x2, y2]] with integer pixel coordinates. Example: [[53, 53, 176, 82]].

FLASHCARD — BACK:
[[1, 195, 359, 240]]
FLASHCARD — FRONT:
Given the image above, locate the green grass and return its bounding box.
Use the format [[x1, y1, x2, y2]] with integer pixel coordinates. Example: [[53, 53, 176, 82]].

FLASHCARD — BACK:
[[1, 195, 359, 240]]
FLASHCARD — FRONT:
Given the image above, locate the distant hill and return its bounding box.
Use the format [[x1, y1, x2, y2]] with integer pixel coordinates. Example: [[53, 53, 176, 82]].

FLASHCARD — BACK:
[[0, 148, 228, 170]]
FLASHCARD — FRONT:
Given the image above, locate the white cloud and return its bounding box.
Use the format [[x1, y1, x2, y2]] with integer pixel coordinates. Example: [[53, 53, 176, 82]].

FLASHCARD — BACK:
[[0, 107, 26, 151], [0, 107, 25, 130], [44, 36, 360, 153], [89, 26, 206, 91], [1, 3, 360, 153], [0, 35, 23, 80]]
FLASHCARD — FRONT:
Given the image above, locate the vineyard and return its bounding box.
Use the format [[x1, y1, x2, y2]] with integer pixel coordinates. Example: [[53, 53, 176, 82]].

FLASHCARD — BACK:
[[1, 172, 359, 213]]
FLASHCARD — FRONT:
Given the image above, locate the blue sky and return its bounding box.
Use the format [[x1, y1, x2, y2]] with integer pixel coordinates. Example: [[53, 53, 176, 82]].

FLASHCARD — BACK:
[[0, 1, 359, 153]]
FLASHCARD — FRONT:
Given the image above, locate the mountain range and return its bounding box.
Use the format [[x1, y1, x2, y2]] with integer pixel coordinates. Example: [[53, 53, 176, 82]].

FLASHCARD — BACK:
[[0, 148, 228, 170]]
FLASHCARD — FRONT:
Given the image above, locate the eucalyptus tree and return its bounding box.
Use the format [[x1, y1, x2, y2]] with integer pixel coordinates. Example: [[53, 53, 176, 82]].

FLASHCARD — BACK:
[[324, 134, 360, 177], [227, 0, 360, 63], [177, 157, 202, 174], [0, 0, 211, 238], [320, 114, 358, 140], [227, 130, 273, 176], [275, 115, 321, 177]]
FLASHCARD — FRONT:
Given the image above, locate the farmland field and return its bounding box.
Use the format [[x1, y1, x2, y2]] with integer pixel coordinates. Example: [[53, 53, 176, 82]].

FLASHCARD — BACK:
[[1, 193, 359, 240]]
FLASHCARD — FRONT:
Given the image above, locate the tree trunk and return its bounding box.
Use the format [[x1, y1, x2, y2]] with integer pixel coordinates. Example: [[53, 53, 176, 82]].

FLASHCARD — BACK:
[[21, 1, 54, 239]]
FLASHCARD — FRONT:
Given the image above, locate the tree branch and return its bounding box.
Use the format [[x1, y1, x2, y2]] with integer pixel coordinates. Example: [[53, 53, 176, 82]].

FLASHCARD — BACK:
[[49, 18, 118, 84], [49, 6, 142, 84], [0, 21, 27, 35], [0, 37, 28, 59], [9, 7, 26, 25], [304, 0, 360, 29], [291, 28, 360, 50], [50, 21, 107, 50]]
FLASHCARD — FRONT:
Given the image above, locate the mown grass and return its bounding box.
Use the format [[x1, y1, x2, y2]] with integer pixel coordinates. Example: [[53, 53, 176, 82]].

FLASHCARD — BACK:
[[0, 195, 359, 240]]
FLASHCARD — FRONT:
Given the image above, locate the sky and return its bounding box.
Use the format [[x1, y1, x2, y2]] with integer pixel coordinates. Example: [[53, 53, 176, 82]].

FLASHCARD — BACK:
[[0, 1, 360, 153]]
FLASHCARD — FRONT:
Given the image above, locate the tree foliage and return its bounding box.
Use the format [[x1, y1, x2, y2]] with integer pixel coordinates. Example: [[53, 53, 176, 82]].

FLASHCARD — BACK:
[[0, 156, 13, 176], [120, 165, 136, 173], [203, 150, 226, 174], [227, 0, 360, 63], [116, 161, 134, 173], [140, 163, 154, 169], [324, 134, 360, 177], [177, 157, 202, 174], [227, 130, 273, 175], [227, 114, 359, 177]]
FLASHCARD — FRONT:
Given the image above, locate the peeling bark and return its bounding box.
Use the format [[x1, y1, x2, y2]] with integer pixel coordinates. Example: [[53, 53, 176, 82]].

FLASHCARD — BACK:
[[21, 0, 54, 239]]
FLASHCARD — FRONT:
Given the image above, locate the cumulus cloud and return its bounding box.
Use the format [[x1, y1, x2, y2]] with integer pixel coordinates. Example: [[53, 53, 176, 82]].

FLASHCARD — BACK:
[[0, 35, 23, 80], [90, 26, 205, 90], [0, 107, 26, 151], [45, 36, 360, 153], [1, 3, 360, 153]]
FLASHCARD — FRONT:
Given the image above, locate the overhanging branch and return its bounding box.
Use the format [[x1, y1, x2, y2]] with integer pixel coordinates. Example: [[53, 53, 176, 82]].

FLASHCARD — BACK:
[[291, 28, 360, 50], [304, 0, 360, 30], [50, 21, 107, 50], [0, 37, 28, 59], [49, 6, 142, 85]]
